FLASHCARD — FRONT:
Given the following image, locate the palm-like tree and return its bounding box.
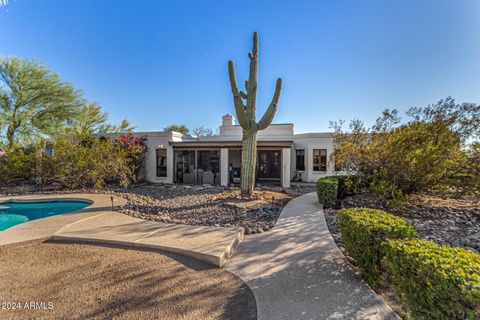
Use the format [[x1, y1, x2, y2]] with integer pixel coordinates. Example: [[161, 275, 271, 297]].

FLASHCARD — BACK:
[[0, 57, 82, 147]]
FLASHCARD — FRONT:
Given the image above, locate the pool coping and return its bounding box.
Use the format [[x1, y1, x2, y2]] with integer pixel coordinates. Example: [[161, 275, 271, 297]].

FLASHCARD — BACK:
[[0, 197, 94, 204], [0, 193, 127, 246]]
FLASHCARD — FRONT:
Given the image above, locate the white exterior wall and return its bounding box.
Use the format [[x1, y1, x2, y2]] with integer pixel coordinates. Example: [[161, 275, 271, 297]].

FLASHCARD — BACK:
[[134, 117, 341, 186], [136, 131, 186, 184], [220, 148, 228, 186], [281, 148, 291, 188], [216, 123, 294, 141], [292, 133, 342, 183]]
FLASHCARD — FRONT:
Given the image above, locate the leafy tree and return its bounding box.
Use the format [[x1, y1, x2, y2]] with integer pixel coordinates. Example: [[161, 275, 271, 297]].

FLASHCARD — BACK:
[[164, 124, 189, 134], [65, 101, 134, 137], [460, 142, 480, 197], [406, 96, 480, 142], [331, 97, 479, 198], [0, 57, 82, 148], [192, 125, 214, 137]]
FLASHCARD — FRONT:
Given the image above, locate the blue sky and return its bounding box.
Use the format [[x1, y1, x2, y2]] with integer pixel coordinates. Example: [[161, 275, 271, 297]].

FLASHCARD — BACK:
[[1, 0, 479, 133]]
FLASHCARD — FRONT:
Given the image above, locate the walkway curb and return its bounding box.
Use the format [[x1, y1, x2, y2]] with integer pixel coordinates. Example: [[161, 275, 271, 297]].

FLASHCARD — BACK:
[[53, 211, 244, 267]]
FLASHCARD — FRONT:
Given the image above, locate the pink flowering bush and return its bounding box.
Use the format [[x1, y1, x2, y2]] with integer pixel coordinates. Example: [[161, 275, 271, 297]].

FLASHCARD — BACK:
[[35, 133, 148, 189]]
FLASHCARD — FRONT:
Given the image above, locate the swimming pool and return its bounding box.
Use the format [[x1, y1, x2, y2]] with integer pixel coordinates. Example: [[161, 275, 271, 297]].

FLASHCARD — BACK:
[[0, 200, 92, 231]]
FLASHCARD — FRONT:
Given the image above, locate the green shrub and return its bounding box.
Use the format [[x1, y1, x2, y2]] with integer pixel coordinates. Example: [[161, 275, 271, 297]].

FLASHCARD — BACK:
[[316, 177, 338, 208], [0, 146, 38, 184], [332, 98, 480, 199], [337, 175, 363, 199], [50, 138, 132, 189], [384, 239, 480, 320], [316, 175, 362, 207], [337, 208, 418, 287], [35, 135, 146, 189]]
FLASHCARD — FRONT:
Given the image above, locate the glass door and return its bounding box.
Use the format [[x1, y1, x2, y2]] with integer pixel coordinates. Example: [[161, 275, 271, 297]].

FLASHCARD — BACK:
[[174, 150, 196, 184], [197, 150, 220, 185], [257, 150, 281, 179]]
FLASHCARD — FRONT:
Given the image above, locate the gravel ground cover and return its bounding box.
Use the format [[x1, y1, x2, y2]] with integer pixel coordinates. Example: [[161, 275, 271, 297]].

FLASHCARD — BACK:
[[325, 193, 480, 253], [0, 183, 316, 234], [323, 193, 480, 317], [0, 240, 256, 320], [117, 184, 289, 234]]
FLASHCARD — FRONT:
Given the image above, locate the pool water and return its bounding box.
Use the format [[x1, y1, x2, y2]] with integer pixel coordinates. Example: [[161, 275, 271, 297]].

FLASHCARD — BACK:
[[0, 200, 91, 231]]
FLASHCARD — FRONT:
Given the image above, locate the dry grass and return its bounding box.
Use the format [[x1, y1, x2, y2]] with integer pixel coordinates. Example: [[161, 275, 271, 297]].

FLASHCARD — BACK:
[[408, 193, 479, 209]]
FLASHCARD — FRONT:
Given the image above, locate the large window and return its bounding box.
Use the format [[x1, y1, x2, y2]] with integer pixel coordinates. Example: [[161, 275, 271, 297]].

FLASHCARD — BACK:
[[156, 149, 167, 177], [295, 149, 305, 171], [313, 149, 327, 172]]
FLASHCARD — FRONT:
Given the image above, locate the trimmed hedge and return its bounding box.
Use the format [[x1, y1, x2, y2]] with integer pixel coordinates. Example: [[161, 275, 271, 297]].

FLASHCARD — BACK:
[[316, 177, 338, 208], [316, 175, 362, 208], [337, 208, 418, 287], [384, 239, 480, 320]]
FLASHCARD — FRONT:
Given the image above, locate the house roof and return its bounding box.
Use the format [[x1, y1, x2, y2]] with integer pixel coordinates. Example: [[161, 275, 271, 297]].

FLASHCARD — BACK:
[[169, 140, 294, 148]]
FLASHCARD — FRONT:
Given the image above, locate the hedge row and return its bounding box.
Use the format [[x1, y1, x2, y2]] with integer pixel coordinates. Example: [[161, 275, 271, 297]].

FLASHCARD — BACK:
[[338, 207, 480, 319], [384, 239, 480, 320], [316, 175, 361, 208], [337, 208, 418, 287], [316, 177, 338, 208]]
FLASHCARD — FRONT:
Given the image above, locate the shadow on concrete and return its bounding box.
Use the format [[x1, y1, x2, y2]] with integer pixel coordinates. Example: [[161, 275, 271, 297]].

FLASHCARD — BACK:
[[225, 193, 399, 320]]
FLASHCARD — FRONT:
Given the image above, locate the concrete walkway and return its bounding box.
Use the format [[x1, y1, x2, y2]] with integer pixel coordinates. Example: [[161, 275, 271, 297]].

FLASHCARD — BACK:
[[225, 192, 399, 320], [53, 211, 244, 267]]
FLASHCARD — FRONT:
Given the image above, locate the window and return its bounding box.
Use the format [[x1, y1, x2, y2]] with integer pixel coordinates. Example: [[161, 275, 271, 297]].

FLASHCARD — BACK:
[[156, 149, 167, 177], [313, 149, 327, 172], [295, 149, 305, 171]]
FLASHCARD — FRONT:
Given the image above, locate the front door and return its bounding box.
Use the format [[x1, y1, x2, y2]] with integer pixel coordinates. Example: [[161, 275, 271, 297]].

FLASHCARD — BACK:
[[257, 150, 281, 179]]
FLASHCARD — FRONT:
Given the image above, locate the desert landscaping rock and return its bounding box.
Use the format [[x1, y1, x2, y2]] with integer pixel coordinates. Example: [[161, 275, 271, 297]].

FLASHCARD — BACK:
[[1, 184, 292, 234], [115, 185, 283, 234], [325, 193, 480, 253]]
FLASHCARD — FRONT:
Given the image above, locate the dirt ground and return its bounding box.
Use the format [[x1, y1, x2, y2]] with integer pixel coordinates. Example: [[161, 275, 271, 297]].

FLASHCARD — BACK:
[[218, 189, 294, 208], [407, 193, 479, 209], [0, 240, 256, 320]]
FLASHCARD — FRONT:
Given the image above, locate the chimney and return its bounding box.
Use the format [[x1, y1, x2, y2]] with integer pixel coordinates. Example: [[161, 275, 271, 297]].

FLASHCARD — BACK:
[[222, 114, 235, 126]]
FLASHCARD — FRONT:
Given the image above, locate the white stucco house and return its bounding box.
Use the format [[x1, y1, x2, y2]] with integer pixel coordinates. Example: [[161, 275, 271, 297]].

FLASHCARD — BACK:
[[137, 114, 342, 188]]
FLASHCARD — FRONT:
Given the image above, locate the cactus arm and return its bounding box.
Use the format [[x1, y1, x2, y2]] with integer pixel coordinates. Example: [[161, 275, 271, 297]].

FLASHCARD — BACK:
[[246, 32, 258, 125], [228, 60, 250, 129], [251, 32, 259, 56], [257, 78, 282, 130]]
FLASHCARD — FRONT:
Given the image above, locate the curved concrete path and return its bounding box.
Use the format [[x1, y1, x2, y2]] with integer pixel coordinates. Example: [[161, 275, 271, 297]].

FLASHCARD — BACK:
[[53, 211, 244, 267], [225, 192, 399, 320]]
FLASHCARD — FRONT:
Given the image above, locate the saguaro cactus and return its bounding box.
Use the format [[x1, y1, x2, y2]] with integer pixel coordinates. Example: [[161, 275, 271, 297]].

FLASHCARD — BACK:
[[228, 32, 282, 197]]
